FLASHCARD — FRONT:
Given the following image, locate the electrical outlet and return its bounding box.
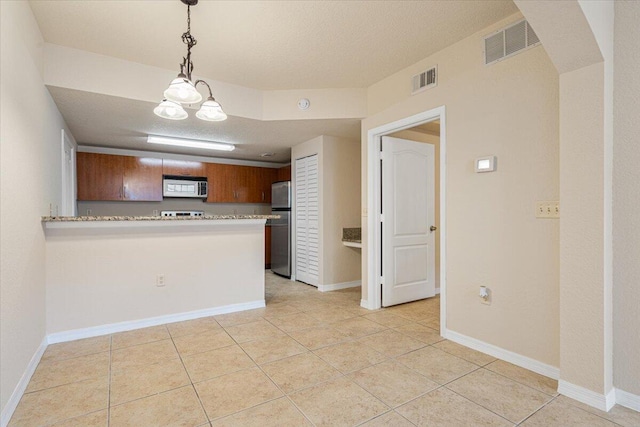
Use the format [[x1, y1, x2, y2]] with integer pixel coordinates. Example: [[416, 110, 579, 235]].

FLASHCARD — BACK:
[[535, 201, 559, 219], [86, 209, 92, 216], [153, 210, 159, 216], [156, 274, 165, 287], [480, 286, 491, 305]]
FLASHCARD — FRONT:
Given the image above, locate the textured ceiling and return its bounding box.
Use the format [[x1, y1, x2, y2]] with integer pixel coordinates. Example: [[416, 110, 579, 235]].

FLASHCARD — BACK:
[[47, 86, 361, 162], [30, 0, 518, 90]]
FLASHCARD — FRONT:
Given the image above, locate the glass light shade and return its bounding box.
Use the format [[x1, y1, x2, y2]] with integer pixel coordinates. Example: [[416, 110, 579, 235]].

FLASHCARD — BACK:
[[163, 77, 202, 104], [153, 99, 188, 120], [196, 99, 228, 121]]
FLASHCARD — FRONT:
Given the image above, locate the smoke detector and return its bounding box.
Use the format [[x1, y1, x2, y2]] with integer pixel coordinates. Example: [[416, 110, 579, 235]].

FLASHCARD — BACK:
[[297, 98, 310, 110], [260, 152, 276, 158]]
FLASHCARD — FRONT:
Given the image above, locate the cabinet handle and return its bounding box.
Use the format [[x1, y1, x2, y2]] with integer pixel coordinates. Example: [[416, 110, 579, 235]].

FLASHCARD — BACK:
[[262, 191, 265, 201]]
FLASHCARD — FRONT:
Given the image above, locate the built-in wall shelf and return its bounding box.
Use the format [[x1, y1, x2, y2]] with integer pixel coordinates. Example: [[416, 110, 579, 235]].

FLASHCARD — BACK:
[[342, 240, 362, 248]]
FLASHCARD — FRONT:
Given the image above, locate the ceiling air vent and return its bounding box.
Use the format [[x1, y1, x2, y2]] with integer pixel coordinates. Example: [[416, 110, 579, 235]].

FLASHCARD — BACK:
[[484, 19, 540, 65], [411, 66, 437, 95]]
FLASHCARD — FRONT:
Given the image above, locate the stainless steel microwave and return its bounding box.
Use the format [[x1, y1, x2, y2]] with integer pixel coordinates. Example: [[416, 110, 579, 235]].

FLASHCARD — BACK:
[[162, 176, 208, 198]]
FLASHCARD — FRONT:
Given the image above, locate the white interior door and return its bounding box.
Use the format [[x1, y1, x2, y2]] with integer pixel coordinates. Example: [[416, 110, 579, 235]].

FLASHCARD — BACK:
[[382, 136, 435, 306], [295, 154, 319, 286]]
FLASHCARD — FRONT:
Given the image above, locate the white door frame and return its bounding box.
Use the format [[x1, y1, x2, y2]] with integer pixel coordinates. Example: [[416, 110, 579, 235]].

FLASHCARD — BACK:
[[366, 106, 446, 335], [61, 129, 76, 216]]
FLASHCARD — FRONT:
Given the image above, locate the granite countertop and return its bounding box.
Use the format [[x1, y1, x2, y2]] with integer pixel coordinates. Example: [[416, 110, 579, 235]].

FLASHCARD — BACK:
[[42, 215, 279, 222], [342, 227, 362, 243]]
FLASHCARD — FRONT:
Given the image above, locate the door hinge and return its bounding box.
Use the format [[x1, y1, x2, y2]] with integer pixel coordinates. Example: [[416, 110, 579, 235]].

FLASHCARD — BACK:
[[380, 214, 384, 222]]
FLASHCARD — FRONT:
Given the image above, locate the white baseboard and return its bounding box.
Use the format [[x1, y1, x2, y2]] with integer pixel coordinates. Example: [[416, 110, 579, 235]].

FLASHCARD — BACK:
[[47, 300, 266, 344], [558, 380, 615, 411], [317, 280, 361, 293], [444, 329, 560, 380], [1, 337, 48, 427], [615, 388, 640, 412]]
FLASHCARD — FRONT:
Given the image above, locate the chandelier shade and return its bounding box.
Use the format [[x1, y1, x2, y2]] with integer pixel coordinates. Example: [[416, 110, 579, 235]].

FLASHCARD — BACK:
[[196, 98, 228, 122], [153, 99, 188, 120], [155, 0, 227, 122], [164, 76, 202, 104]]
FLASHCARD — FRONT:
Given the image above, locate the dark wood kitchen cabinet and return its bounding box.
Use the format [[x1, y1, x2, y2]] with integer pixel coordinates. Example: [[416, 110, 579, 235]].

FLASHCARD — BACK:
[[207, 164, 276, 203], [162, 159, 207, 177], [207, 163, 236, 202], [77, 153, 124, 201], [123, 157, 163, 201], [259, 168, 278, 203], [77, 153, 162, 201], [265, 225, 272, 268], [276, 165, 291, 182]]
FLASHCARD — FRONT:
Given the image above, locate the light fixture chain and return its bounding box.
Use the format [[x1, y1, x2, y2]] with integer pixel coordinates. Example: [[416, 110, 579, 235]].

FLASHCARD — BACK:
[[156, 0, 227, 122], [181, 4, 197, 80]]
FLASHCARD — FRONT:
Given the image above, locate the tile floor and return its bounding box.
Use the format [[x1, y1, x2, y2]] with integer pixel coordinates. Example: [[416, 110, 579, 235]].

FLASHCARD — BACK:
[[9, 272, 640, 426]]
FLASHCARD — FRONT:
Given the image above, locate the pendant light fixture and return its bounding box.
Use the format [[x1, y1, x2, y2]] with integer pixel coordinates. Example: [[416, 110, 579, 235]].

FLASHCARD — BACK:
[[154, 0, 227, 122]]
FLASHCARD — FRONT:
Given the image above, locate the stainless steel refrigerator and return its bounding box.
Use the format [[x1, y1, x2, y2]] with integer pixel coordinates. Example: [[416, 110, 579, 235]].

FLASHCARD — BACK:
[[271, 181, 291, 278]]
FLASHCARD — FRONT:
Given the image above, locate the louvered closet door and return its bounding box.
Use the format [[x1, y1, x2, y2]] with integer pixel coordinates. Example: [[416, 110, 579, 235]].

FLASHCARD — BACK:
[[295, 154, 319, 286]]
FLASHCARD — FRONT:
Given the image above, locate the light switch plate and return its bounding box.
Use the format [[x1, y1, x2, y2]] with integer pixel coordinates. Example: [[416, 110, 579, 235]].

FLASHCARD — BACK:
[[475, 156, 497, 173], [536, 201, 559, 219]]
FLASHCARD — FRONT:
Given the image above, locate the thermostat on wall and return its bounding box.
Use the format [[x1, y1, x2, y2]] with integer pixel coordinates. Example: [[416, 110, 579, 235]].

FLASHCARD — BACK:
[[475, 156, 497, 173]]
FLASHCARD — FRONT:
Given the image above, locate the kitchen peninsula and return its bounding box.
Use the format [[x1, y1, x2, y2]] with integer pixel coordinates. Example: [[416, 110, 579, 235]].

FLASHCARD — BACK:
[[42, 215, 276, 342]]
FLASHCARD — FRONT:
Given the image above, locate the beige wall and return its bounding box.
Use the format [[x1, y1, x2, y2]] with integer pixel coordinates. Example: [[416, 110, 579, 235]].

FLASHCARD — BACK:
[[44, 44, 367, 122], [361, 13, 561, 367], [559, 62, 607, 393], [0, 1, 76, 412], [517, 0, 615, 402], [613, 0, 640, 396], [45, 221, 265, 334], [322, 136, 362, 286], [292, 135, 361, 288], [388, 129, 441, 289]]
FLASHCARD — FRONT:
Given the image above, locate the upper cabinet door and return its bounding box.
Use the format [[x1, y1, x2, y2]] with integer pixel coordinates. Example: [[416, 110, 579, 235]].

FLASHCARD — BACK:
[[233, 165, 254, 203], [206, 163, 236, 203], [77, 153, 124, 201], [277, 165, 292, 182], [123, 157, 163, 201], [162, 159, 207, 177], [261, 168, 278, 203]]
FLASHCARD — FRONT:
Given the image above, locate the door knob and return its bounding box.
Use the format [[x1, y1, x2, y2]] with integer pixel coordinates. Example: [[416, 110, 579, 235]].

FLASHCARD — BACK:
[[430, 225, 437, 232]]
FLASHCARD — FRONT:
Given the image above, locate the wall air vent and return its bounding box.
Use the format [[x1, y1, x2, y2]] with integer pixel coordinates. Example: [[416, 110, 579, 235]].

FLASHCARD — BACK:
[[411, 66, 437, 95], [484, 19, 540, 65]]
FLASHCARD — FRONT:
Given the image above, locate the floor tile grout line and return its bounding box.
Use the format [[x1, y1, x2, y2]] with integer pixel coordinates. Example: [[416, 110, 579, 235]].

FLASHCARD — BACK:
[[515, 395, 559, 425], [25, 274, 607, 427], [168, 331, 211, 424], [354, 409, 419, 427], [549, 396, 631, 427], [107, 334, 112, 427], [443, 377, 545, 425], [435, 383, 518, 426], [480, 365, 559, 398], [231, 337, 318, 426]]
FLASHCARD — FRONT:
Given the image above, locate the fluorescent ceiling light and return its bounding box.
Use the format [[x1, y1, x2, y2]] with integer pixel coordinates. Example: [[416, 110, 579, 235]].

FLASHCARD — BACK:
[[147, 135, 235, 152]]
